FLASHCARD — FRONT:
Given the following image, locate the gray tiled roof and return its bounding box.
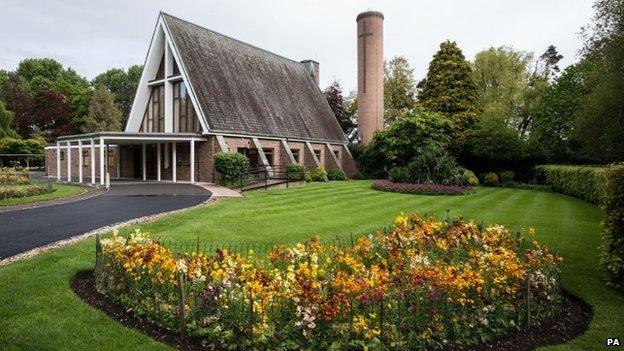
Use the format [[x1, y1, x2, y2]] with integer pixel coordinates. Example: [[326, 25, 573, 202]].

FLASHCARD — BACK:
[[162, 13, 347, 143]]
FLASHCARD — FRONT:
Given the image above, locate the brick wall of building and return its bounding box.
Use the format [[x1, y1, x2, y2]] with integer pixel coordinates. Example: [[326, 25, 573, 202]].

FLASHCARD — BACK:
[[44, 136, 357, 183], [45, 145, 118, 182]]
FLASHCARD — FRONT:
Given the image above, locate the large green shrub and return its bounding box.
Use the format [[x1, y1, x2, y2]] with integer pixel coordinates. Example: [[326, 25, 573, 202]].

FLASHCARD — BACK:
[[389, 166, 411, 183], [352, 108, 454, 178], [601, 163, 624, 290], [310, 166, 328, 182], [483, 172, 499, 187], [464, 169, 479, 186], [286, 164, 305, 181], [407, 144, 465, 185], [534, 165, 607, 204], [327, 168, 347, 181], [213, 152, 250, 184], [499, 170, 515, 183]]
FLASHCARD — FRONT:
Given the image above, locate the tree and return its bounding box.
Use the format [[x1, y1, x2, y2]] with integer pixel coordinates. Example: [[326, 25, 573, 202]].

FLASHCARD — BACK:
[[472, 46, 552, 137], [530, 63, 590, 162], [472, 47, 534, 124], [461, 118, 528, 171], [540, 45, 564, 80], [91, 65, 143, 127], [369, 108, 453, 166], [322, 80, 354, 133], [383, 56, 416, 123], [417, 40, 479, 124], [82, 86, 122, 133], [573, 0, 624, 162], [30, 87, 73, 141], [0, 72, 33, 137], [0, 100, 19, 138]]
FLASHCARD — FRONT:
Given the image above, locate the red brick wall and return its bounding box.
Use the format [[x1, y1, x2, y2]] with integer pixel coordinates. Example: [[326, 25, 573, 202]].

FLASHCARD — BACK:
[[45, 145, 118, 182]]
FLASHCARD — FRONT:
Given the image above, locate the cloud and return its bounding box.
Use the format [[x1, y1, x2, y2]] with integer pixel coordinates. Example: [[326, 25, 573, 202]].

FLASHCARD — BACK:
[[0, 0, 594, 92]]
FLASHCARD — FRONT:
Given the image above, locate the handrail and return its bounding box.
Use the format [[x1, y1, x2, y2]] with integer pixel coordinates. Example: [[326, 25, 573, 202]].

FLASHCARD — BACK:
[[237, 165, 305, 192]]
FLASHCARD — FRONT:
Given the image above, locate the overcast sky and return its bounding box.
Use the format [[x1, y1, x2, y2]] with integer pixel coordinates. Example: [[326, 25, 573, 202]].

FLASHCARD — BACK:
[[0, 0, 594, 93]]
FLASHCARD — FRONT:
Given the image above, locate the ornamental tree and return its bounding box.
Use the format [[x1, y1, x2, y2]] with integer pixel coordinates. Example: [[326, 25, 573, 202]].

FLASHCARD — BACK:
[[81, 86, 122, 133], [417, 40, 479, 124]]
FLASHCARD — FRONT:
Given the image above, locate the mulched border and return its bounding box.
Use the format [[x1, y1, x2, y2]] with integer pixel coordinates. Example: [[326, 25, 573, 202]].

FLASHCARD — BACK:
[[71, 270, 593, 351], [372, 179, 473, 196]]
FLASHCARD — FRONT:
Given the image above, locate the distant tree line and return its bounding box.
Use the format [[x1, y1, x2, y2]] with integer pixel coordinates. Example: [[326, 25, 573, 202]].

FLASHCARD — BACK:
[[0, 58, 142, 149]]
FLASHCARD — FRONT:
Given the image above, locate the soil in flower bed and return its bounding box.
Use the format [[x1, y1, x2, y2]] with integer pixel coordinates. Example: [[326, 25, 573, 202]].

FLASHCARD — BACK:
[[71, 270, 593, 351], [372, 180, 473, 195]]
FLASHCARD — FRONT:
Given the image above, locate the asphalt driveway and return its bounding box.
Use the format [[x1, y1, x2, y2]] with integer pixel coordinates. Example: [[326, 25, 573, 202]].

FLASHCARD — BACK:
[[0, 183, 211, 259]]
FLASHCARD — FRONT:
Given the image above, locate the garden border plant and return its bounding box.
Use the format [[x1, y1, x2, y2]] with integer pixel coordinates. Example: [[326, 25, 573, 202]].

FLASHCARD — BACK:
[[372, 179, 472, 196], [92, 213, 568, 350]]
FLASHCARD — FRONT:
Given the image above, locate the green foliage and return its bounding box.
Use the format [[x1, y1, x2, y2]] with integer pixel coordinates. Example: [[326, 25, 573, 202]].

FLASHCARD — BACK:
[[461, 119, 527, 170], [499, 171, 515, 182], [601, 163, 624, 290], [91, 65, 143, 127], [311, 166, 328, 182], [534, 165, 607, 205], [530, 63, 589, 162], [417, 40, 479, 121], [213, 152, 250, 183], [383, 56, 417, 124], [368, 108, 453, 169], [464, 169, 479, 186], [575, 0, 624, 162], [0, 183, 52, 200], [0, 100, 19, 138], [327, 168, 347, 181], [406, 144, 465, 185], [305, 170, 313, 182], [389, 166, 411, 183], [322, 80, 354, 133], [81, 86, 122, 132], [286, 164, 305, 181], [471, 46, 551, 136], [483, 172, 499, 187], [0, 137, 45, 154]]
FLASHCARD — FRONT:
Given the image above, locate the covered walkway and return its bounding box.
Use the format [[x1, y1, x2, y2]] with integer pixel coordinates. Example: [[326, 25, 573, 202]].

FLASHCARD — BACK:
[[53, 132, 206, 185]]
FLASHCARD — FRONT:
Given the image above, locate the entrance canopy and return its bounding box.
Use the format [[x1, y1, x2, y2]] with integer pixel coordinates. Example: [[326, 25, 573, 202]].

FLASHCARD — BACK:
[[55, 132, 206, 186]]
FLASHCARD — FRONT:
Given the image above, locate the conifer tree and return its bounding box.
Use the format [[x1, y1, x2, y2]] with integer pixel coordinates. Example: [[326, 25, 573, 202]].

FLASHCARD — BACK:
[[81, 86, 122, 133], [417, 41, 479, 122]]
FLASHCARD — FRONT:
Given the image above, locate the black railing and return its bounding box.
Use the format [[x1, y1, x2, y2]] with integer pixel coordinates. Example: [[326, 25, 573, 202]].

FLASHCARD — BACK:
[[237, 165, 305, 192]]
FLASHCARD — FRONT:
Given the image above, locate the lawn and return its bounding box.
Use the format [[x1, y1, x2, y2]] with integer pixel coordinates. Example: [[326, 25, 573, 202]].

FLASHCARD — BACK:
[[0, 180, 621, 350], [0, 183, 84, 207]]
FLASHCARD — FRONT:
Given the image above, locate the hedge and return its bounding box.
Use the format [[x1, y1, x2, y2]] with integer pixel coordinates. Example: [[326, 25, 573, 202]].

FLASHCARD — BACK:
[[534, 165, 607, 205], [213, 152, 250, 184], [601, 163, 624, 290]]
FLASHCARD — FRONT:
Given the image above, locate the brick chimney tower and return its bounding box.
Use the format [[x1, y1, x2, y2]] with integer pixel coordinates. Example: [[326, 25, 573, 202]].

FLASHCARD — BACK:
[[356, 11, 384, 144]]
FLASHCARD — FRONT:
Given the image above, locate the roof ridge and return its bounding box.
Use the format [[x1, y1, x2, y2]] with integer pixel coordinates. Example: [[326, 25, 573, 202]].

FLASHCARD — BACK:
[[160, 12, 306, 67]]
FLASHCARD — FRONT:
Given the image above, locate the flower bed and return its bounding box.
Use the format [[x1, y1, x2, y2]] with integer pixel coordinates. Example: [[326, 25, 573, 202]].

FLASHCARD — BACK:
[[372, 179, 473, 195], [96, 214, 562, 350]]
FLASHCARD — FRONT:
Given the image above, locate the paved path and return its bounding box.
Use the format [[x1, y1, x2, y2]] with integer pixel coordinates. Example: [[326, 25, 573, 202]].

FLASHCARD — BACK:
[[0, 183, 211, 260]]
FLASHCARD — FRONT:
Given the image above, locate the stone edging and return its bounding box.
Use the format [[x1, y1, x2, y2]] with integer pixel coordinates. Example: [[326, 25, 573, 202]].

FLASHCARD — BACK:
[[0, 197, 216, 267], [0, 185, 106, 213]]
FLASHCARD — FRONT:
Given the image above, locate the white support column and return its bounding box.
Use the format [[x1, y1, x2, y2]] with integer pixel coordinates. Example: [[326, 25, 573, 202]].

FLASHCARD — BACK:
[[56, 141, 61, 181], [172, 142, 177, 183], [156, 143, 161, 182], [164, 42, 174, 132], [305, 141, 320, 167], [116, 146, 121, 179], [281, 139, 296, 164], [78, 140, 83, 183], [66, 141, 72, 182], [90, 139, 95, 184], [99, 138, 105, 185], [190, 139, 195, 183], [142, 143, 147, 181]]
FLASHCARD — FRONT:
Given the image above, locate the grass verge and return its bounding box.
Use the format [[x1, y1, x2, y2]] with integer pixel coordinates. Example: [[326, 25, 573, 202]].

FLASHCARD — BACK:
[[0, 181, 621, 350], [0, 183, 84, 207]]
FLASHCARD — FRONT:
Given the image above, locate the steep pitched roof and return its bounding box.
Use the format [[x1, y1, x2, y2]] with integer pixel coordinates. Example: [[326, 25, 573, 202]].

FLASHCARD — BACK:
[[161, 13, 347, 143]]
